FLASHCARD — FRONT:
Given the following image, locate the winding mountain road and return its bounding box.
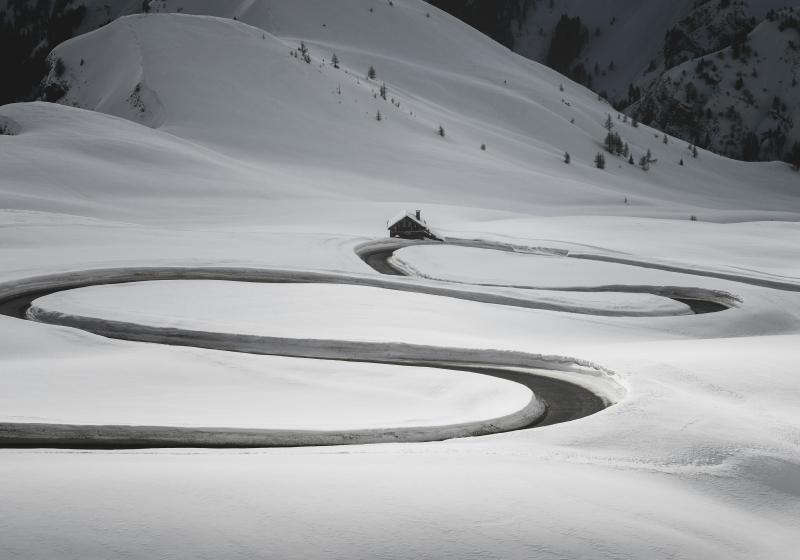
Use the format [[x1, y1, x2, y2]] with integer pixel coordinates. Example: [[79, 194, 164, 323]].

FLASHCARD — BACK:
[[0, 235, 757, 449], [0, 265, 610, 449], [355, 238, 733, 315]]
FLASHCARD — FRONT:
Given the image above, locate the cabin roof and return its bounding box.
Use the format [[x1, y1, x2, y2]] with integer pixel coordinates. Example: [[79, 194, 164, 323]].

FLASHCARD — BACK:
[[387, 211, 427, 229]]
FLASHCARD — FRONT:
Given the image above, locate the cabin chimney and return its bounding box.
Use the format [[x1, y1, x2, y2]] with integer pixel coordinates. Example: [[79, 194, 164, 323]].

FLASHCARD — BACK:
[[416, 210, 421, 220]]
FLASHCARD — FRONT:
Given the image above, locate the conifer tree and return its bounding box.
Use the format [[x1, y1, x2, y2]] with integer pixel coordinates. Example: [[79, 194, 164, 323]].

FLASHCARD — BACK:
[[331, 53, 340, 68], [438, 125, 445, 137], [564, 152, 571, 164], [595, 152, 606, 169], [368, 65, 377, 79], [788, 142, 800, 171], [299, 42, 311, 64], [380, 83, 387, 100]]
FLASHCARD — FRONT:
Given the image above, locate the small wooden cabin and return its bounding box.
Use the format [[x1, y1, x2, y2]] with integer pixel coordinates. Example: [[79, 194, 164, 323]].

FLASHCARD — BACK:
[[387, 210, 436, 240]]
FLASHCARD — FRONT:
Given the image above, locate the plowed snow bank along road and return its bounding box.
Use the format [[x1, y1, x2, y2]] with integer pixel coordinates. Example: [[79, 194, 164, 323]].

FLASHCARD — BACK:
[[0, 266, 616, 449], [356, 238, 737, 315]]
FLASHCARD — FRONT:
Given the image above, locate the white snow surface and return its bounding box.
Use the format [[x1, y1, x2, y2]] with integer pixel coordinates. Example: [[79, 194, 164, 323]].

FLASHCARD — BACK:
[[0, 319, 530, 430], [1, 1, 800, 558], [30, 280, 690, 349], [392, 243, 738, 288]]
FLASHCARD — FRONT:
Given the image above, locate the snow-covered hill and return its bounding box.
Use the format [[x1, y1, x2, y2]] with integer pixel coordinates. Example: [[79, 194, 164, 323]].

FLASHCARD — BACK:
[[2, 1, 800, 558], [632, 7, 800, 162], [19, 0, 798, 227], [443, 0, 798, 162], [510, 0, 787, 99]]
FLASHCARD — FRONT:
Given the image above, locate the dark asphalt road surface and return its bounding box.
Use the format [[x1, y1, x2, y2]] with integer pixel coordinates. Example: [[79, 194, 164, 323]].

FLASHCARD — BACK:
[[0, 277, 605, 449]]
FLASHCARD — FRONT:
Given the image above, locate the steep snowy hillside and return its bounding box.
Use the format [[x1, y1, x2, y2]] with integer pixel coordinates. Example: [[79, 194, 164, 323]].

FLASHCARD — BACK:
[[509, 0, 786, 99], [434, 0, 797, 162], [513, 0, 697, 99], [25, 0, 799, 226], [632, 7, 800, 163]]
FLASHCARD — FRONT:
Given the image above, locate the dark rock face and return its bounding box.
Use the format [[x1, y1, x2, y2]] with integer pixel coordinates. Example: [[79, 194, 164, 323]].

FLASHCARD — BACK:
[[630, 7, 799, 163], [0, 0, 89, 104], [546, 14, 589, 79]]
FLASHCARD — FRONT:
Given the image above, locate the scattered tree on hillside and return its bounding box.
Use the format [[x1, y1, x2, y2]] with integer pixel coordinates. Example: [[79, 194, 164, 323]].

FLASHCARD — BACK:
[[481, 143, 487, 151], [368, 65, 377, 79], [663, 134, 668, 144], [679, 158, 684, 166], [376, 110, 382, 121], [438, 125, 446, 137], [298, 42, 311, 64], [604, 131, 624, 155], [631, 117, 639, 128], [628, 154, 635, 165], [331, 53, 340, 68], [380, 83, 387, 100], [638, 149, 657, 171], [788, 142, 800, 171], [594, 152, 606, 169], [564, 152, 571, 164], [604, 114, 614, 132]]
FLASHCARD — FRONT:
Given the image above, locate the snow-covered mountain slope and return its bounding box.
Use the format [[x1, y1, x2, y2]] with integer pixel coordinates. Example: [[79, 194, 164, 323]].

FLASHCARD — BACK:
[[632, 7, 800, 162], [512, 0, 698, 99], [15, 0, 797, 227], [446, 0, 798, 162], [510, 0, 787, 99], [2, 2, 800, 558]]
